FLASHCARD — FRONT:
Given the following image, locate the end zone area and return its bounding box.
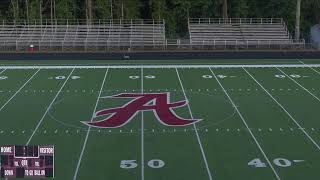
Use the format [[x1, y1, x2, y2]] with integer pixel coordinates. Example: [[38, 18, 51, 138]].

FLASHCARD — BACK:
[[1, 59, 320, 180]]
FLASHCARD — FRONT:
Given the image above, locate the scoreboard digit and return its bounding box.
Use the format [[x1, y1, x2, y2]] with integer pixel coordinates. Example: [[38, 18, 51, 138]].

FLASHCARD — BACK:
[[0, 145, 54, 179]]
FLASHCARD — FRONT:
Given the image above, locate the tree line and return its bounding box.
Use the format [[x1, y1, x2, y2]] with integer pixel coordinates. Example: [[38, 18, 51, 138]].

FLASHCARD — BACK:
[[0, 0, 319, 39]]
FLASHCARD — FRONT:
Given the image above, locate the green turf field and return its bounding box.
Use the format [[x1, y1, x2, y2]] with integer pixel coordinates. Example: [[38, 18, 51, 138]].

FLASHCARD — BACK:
[[1, 59, 320, 180]]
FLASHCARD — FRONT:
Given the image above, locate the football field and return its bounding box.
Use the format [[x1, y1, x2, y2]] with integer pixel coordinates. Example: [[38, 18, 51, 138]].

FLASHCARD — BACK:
[[1, 59, 320, 180]]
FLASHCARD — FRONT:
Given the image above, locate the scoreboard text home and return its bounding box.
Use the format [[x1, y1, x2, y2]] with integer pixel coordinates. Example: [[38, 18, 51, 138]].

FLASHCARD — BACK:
[[0, 145, 54, 178]]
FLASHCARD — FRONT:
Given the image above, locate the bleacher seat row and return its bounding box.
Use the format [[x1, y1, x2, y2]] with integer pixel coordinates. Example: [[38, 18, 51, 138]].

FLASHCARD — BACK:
[[0, 19, 166, 49], [188, 18, 294, 45]]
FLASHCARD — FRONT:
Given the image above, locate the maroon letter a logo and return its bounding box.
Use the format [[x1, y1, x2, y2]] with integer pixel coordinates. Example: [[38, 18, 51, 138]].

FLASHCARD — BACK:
[[82, 93, 200, 128]]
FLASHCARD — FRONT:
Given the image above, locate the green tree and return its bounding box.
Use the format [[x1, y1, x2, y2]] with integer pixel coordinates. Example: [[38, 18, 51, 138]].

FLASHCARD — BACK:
[[55, 0, 77, 20], [95, 0, 112, 19], [28, 0, 41, 21], [150, 0, 165, 20]]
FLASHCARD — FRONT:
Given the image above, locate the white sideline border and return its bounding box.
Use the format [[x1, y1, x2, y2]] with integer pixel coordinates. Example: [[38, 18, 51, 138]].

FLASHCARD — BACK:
[[1, 64, 320, 69]]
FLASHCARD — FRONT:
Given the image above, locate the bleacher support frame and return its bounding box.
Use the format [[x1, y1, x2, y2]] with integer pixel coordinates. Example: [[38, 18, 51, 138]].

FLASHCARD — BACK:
[[0, 18, 310, 52]]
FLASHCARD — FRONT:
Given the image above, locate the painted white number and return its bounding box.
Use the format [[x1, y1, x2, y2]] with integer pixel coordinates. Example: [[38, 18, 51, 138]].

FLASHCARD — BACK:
[[55, 76, 66, 80], [249, 158, 296, 168], [129, 75, 156, 79], [275, 74, 302, 79], [275, 75, 286, 78], [0, 76, 8, 80], [120, 160, 138, 169], [202, 75, 228, 79], [289, 74, 301, 78], [145, 75, 156, 79], [248, 158, 267, 168], [147, 159, 165, 168], [71, 76, 81, 80], [120, 159, 165, 169], [202, 75, 213, 79], [53, 76, 80, 80], [217, 75, 227, 79], [273, 158, 292, 167], [129, 76, 140, 79]]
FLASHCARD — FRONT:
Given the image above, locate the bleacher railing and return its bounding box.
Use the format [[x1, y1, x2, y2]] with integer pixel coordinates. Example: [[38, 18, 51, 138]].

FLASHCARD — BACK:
[[0, 38, 308, 52], [188, 18, 284, 24], [0, 19, 164, 26]]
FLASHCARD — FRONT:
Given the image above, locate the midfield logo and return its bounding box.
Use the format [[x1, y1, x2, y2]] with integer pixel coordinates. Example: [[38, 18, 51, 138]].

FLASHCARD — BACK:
[[82, 93, 201, 128]]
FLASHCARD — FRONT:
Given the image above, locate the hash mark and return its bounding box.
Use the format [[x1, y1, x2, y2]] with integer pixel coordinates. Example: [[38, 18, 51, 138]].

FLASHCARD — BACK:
[[293, 160, 305, 163]]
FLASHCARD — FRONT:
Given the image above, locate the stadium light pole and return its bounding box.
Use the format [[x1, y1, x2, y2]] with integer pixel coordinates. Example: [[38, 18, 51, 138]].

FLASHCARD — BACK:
[[121, 0, 124, 20], [110, 0, 113, 19], [50, 0, 53, 23], [295, 0, 302, 41], [223, 0, 228, 19], [39, 0, 42, 23], [25, 0, 29, 21], [11, 0, 16, 20], [50, 0, 56, 23], [85, 0, 93, 23], [54, 0, 56, 20], [16, 0, 19, 19]]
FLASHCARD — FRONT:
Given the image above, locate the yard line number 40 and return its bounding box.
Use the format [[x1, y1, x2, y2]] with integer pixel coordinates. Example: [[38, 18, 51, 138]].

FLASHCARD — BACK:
[[248, 158, 304, 168]]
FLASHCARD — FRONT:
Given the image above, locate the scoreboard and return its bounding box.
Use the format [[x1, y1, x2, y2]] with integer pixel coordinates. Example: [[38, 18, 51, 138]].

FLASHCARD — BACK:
[[0, 145, 54, 178]]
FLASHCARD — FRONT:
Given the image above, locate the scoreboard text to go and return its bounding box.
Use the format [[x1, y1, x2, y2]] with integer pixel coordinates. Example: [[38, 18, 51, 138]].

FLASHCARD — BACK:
[[0, 145, 54, 178]]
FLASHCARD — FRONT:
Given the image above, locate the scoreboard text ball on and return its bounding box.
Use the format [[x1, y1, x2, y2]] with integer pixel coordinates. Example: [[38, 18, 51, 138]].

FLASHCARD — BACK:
[[0, 145, 54, 178]]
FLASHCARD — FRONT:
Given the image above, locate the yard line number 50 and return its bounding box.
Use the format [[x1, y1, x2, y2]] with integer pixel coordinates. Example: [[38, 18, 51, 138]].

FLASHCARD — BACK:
[[120, 159, 165, 169]]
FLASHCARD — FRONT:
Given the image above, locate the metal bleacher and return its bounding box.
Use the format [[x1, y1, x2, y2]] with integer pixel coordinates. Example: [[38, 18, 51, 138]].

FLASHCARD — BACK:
[[0, 19, 166, 51], [188, 18, 303, 48]]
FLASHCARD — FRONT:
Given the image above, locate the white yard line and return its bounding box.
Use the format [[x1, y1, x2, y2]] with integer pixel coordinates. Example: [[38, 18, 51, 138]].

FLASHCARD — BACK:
[[299, 60, 320, 75], [175, 68, 213, 180], [141, 68, 145, 180], [73, 68, 109, 180], [1, 64, 320, 69], [0, 69, 40, 112], [276, 67, 320, 103], [209, 68, 281, 180], [243, 67, 320, 151], [0, 69, 6, 75], [26, 68, 75, 145]]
